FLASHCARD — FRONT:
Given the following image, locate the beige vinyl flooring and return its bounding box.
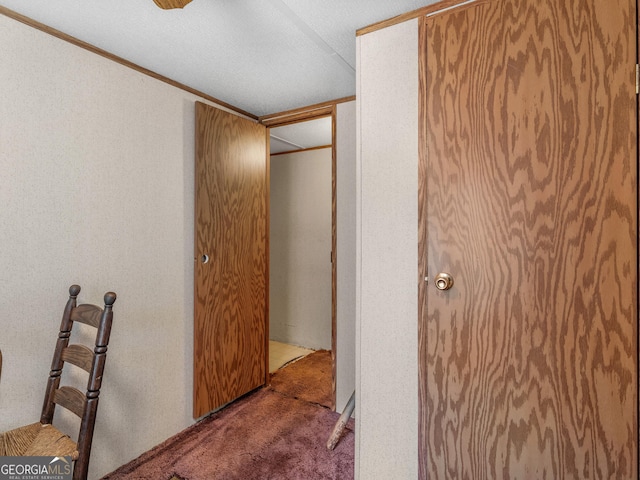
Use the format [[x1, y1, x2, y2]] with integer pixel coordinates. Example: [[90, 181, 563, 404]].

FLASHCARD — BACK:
[[269, 340, 315, 373]]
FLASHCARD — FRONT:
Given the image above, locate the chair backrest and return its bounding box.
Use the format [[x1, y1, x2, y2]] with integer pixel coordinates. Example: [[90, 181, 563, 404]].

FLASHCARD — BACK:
[[41, 284, 116, 479]]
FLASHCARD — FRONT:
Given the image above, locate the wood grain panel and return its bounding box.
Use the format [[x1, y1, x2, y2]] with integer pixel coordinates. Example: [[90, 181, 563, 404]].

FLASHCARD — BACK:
[[194, 102, 267, 418], [418, 14, 430, 480], [70, 304, 102, 328], [420, 0, 637, 477], [260, 97, 354, 127], [152, 0, 192, 9], [54, 386, 86, 418], [62, 344, 94, 373]]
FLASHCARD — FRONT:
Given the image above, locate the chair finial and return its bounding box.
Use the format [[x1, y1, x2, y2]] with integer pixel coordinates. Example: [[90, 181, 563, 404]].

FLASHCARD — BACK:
[[104, 292, 117, 306], [69, 285, 81, 297]]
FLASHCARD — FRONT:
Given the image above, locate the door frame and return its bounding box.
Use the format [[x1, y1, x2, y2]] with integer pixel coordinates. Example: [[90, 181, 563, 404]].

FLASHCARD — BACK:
[[260, 99, 342, 409]]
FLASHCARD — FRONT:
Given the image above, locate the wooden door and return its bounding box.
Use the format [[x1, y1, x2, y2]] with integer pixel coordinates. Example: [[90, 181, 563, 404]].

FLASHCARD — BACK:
[[419, 0, 637, 477], [194, 102, 268, 418]]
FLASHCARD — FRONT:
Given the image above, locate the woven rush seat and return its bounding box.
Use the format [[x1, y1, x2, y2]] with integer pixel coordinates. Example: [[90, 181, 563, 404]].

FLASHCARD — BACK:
[[0, 422, 78, 458]]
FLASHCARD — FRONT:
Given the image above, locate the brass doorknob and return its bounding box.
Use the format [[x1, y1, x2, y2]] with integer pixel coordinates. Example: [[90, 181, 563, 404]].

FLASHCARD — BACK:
[[434, 273, 454, 291]]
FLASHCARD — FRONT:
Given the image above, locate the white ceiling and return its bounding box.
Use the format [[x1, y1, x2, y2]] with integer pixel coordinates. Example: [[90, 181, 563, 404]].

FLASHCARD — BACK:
[[0, 0, 438, 117], [270, 116, 332, 154]]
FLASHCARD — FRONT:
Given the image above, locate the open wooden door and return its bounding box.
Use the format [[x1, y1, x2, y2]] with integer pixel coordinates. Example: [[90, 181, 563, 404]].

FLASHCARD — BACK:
[[194, 102, 268, 418], [419, 0, 637, 477]]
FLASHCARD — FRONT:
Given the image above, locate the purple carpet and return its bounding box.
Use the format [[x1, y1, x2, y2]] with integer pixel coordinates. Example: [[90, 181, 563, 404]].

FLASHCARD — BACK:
[[102, 352, 354, 479]]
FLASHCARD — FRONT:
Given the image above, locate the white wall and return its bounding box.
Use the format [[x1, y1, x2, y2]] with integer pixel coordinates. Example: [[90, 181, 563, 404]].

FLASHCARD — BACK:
[[0, 14, 238, 479], [336, 100, 357, 413], [356, 19, 419, 479], [269, 148, 332, 350]]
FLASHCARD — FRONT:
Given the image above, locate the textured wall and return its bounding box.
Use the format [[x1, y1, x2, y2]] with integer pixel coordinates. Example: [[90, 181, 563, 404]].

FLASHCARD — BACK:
[[269, 148, 332, 350], [356, 19, 419, 479], [0, 10, 359, 479], [0, 14, 236, 479], [336, 100, 357, 413]]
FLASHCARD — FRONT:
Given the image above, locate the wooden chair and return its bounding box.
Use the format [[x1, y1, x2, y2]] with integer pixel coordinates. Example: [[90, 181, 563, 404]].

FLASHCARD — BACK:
[[0, 285, 116, 480]]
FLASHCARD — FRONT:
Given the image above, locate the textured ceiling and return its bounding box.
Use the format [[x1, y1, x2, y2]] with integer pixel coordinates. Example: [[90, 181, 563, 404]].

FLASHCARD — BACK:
[[0, 0, 438, 117], [270, 117, 332, 154]]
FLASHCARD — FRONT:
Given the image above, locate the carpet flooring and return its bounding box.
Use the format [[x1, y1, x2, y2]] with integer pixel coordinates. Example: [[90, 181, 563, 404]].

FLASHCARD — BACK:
[[270, 350, 333, 409], [102, 350, 353, 480]]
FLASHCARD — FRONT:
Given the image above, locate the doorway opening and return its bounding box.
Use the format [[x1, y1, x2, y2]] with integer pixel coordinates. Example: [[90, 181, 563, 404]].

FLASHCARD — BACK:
[[266, 111, 336, 409]]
